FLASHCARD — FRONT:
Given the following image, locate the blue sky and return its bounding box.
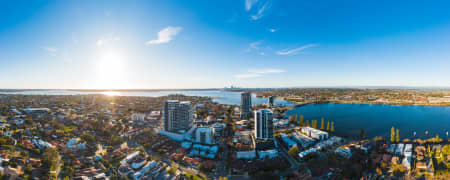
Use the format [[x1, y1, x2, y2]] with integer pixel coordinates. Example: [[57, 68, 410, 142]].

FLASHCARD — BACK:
[[1, 0, 450, 89]]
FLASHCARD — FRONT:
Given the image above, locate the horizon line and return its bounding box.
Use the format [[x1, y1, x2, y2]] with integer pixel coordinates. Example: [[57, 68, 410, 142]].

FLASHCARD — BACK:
[[1, 85, 450, 91]]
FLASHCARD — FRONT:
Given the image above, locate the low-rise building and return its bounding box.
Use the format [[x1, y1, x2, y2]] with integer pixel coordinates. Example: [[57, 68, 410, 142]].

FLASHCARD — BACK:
[[280, 133, 297, 149], [335, 146, 352, 158], [258, 149, 278, 159], [301, 127, 328, 141], [236, 150, 257, 159], [298, 148, 317, 158]]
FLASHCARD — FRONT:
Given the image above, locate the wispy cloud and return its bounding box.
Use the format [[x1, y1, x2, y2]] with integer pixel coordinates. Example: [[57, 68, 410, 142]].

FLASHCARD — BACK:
[[96, 35, 120, 47], [245, 0, 258, 11], [276, 44, 319, 55], [234, 73, 262, 79], [96, 40, 104, 47], [235, 68, 285, 79], [146, 26, 182, 45], [247, 41, 263, 52], [42, 47, 58, 56], [246, 41, 269, 56], [248, 68, 285, 74], [268, 28, 276, 33], [250, 0, 272, 20]]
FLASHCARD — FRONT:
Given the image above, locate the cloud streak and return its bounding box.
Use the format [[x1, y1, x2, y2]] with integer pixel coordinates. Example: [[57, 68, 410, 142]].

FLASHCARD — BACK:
[[42, 47, 58, 56], [234, 73, 262, 79], [235, 68, 285, 79], [250, 0, 272, 20], [248, 69, 285, 74], [247, 41, 263, 52], [96, 35, 120, 47], [146, 26, 182, 45], [276, 44, 319, 55], [245, 0, 258, 11]]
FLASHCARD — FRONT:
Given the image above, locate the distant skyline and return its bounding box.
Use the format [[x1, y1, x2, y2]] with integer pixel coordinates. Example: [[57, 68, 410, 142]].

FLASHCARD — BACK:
[[1, 0, 450, 89]]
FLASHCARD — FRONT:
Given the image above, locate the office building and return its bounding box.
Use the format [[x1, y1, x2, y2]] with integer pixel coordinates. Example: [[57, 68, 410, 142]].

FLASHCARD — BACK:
[[163, 100, 193, 132], [254, 109, 274, 140], [240, 92, 252, 119]]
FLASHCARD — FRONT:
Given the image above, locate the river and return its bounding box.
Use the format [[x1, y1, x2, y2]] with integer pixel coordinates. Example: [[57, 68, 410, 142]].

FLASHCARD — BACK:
[[0, 89, 295, 106], [286, 103, 450, 139]]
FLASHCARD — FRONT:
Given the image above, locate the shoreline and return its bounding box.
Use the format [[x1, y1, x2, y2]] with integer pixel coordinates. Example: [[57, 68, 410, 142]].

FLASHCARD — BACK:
[[283, 100, 450, 107]]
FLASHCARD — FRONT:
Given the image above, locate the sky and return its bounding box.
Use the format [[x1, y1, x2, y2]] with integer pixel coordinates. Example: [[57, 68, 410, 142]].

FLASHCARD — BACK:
[[1, 0, 450, 89]]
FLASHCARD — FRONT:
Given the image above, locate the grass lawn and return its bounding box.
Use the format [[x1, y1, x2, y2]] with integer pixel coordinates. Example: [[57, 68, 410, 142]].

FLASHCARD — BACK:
[[183, 172, 206, 180]]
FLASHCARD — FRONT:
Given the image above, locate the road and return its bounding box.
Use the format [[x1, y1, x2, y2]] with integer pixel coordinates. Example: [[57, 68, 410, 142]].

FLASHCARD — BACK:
[[52, 154, 62, 179], [277, 141, 301, 177], [216, 142, 228, 178]]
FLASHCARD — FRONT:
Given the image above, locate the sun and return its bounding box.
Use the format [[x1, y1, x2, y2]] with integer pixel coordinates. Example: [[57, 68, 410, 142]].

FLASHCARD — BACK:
[[95, 50, 127, 89]]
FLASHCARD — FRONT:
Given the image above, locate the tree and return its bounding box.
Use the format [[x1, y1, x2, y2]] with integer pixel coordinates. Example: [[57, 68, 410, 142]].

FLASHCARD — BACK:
[[330, 122, 334, 132], [198, 163, 205, 172], [376, 167, 382, 176], [320, 118, 325, 130], [396, 129, 400, 143], [42, 148, 59, 169], [360, 129, 365, 140], [198, 163, 211, 173], [81, 133, 95, 144], [306, 120, 310, 127], [435, 134, 441, 143], [390, 127, 395, 143], [289, 115, 297, 125], [107, 146, 113, 153], [312, 120, 317, 129], [299, 115, 304, 126], [288, 146, 299, 161], [326, 121, 330, 131]]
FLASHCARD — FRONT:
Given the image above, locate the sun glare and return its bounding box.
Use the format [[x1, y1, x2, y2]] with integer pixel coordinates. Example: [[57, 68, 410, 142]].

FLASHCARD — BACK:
[[95, 50, 127, 89], [101, 91, 121, 96]]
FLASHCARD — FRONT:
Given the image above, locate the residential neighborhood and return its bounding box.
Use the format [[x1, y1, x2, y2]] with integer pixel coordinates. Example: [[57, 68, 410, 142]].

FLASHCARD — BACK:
[[0, 92, 448, 179]]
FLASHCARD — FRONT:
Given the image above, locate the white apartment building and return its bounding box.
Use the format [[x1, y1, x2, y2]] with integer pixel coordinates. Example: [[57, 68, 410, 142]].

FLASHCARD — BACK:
[[195, 127, 215, 145], [301, 127, 328, 141], [254, 109, 274, 140]]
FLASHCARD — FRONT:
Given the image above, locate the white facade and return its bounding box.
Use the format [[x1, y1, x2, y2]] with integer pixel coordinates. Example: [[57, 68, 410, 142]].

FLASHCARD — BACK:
[[254, 109, 273, 140], [298, 148, 317, 158], [301, 127, 328, 141], [212, 123, 226, 137], [292, 131, 316, 148], [131, 113, 146, 121], [163, 100, 193, 132], [195, 127, 215, 145]]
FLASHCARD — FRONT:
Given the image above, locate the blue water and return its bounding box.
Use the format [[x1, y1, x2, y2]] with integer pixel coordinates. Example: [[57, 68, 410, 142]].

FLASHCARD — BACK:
[[0, 90, 295, 106], [286, 103, 450, 139]]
